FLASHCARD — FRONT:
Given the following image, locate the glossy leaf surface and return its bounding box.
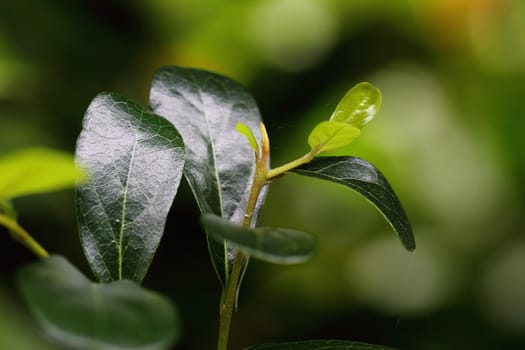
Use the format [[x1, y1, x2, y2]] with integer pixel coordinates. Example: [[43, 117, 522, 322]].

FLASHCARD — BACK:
[[330, 82, 381, 129], [245, 340, 395, 349], [0, 148, 84, 202], [150, 66, 266, 285], [202, 214, 316, 264], [308, 121, 361, 153], [17, 255, 180, 350], [292, 157, 415, 251], [76, 92, 185, 283]]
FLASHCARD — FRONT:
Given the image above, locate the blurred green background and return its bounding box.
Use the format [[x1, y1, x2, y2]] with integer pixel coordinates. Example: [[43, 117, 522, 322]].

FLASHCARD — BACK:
[[1, 0, 524, 349]]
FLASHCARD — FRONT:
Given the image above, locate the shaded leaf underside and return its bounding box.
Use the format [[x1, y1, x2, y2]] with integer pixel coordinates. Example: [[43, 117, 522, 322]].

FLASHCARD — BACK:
[[202, 214, 316, 264]]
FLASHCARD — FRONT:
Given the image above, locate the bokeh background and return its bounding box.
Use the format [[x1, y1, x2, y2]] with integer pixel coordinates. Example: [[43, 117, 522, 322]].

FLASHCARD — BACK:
[[1, 0, 525, 349]]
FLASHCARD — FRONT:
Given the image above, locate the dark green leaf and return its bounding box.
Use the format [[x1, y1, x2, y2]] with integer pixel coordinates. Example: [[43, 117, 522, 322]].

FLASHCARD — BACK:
[[291, 157, 415, 251], [76, 92, 185, 283], [150, 66, 266, 285], [330, 82, 381, 129], [0, 148, 84, 202], [202, 214, 316, 264], [17, 255, 180, 350], [244, 339, 396, 349]]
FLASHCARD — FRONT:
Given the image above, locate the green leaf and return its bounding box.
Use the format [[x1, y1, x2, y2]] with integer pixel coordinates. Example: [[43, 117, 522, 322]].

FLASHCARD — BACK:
[[0, 200, 18, 220], [0, 148, 84, 202], [244, 339, 396, 349], [75, 92, 185, 283], [17, 255, 180, 350], [150, 66, 267, 286], [236, 123, 260, 157], [291, 157, 415, 251], [308, 121, 361, 153], [305, 82, 380, 155], [201, 214, 316, 264], [330, 82, 381, 129]]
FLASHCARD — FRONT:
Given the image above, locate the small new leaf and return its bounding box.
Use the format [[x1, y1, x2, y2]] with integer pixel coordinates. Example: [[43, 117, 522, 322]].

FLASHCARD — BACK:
[[305, 82, 380, 155], [17, 255, 180, 350], [308, 121, 361, 154], [201, 214, 316, 265], [330, 82, 381, 129], [236, 123, 260, 158]]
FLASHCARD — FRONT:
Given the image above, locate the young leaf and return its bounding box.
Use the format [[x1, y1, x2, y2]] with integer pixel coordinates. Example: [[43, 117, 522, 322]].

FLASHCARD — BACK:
[[244, 339, 396, 349], [330, 82, 381, 129], [308, 121, 361, 153], [76, 92, 185, 283], [150, 66, 267, 286], [201, 214, 316, 265], [291, 156, 415, 251], [236, 123, 260, 158], [17, 255, 180, 350], [0, 148, 84, 202]]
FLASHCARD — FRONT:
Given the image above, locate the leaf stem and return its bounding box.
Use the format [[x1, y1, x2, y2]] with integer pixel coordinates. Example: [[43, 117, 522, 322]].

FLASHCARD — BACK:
[[266, 146, 320, 181], [265, 152, 313, 180], [0, 213, 49, 258]]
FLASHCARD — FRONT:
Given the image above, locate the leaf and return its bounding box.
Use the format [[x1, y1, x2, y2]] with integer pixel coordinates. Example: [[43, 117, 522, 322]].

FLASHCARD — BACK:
[[305, 82, 380, 155], [0, 200, 18, 221], [0, 148, 84, 202], [75, 92, 185, 283], [237, 123, 260, 157], [201, 214, 316, 264], [17, 255, 180, 350], [150, 66, 267, 286], [244, 339, 396, 349], [291, 157, 415, 251], [330, 82, 381, 129], [308, 121, 361, 153]]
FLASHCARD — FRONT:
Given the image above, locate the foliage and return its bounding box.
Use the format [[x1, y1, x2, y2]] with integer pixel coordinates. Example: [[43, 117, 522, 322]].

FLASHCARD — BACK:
[[17, 256, 179, 350], [75, 92, 185, 283], [0, 66, 414, 350], [0, 148, 84, 202]]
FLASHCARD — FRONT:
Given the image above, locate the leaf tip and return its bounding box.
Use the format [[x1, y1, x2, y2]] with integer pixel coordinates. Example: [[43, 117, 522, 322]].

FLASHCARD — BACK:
[[404, 239, 416, 252]]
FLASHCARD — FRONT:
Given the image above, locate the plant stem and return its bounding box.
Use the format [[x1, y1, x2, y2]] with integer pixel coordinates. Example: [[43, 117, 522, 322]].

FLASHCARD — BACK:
[[0, 213, 49, 258], [217, 252, 246, 350], [216, 123, 320, 350], [217, 123, 270, 350]]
